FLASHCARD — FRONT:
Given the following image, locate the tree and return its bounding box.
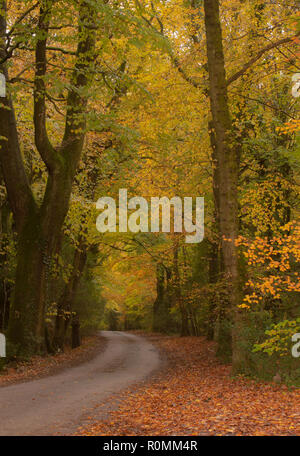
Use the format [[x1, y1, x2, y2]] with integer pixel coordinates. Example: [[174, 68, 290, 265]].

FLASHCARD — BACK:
[[0, 0, 97, 355], [203, 0, 243, 370]]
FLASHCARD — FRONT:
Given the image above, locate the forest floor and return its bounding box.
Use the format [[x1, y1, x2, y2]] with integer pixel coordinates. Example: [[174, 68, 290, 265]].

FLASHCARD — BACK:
[[78, 333, 300, 436], [0, 335, 106, 387]]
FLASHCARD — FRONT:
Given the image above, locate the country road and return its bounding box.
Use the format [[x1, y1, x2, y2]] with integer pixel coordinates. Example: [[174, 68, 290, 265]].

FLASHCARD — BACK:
[[0, 331, 161, 436]]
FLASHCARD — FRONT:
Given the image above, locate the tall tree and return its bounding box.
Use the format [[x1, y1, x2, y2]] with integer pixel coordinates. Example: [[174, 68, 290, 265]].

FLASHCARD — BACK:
[[0, 0, 97, 355], [203, 0, 243, 369]]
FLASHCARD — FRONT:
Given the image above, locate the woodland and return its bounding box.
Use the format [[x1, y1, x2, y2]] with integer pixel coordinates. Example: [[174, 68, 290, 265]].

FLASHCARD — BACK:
[[0, 0, 299, 388]]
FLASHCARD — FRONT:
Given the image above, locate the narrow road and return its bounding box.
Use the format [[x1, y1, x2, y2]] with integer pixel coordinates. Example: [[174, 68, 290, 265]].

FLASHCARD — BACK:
[[0, 331, 161, 436]]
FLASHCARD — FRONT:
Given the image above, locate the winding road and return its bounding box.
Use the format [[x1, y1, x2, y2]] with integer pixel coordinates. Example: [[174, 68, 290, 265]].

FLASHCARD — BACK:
[[0, 331, 161, 436]]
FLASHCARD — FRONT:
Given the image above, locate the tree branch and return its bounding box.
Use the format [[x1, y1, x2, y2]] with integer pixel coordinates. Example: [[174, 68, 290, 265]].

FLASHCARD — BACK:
[[61, 0, 97, 173], [0, 0, 35, 231], [226, 32, 300, 86], [33, 1, 58, 172], [141, 2, 205, 92], [6, 2, 39, 38], [46, 46, 76, 55]]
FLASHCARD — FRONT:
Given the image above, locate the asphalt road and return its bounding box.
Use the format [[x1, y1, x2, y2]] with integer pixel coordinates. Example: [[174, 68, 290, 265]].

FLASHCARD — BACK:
[[0, 331, 161, 436]]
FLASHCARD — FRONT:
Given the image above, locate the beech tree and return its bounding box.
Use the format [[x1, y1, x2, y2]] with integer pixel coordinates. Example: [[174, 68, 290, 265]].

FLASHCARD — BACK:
[[203, 0, 299, 371], [203, 0, 242, 368], [0, 0, 97, 355]]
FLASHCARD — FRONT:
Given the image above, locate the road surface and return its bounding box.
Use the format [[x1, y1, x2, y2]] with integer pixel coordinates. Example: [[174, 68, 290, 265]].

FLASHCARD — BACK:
[[0, 331, 161, 436]]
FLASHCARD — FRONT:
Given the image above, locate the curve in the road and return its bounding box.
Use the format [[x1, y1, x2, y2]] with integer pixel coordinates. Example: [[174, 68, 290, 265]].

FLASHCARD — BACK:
[[0, 331, 161, 436]]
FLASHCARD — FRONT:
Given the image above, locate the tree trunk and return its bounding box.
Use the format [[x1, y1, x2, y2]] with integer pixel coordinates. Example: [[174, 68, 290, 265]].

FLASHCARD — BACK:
[[153, 262, 168, 333], [173, 239, 189, 337], [7, 171, 73, 355], [207, 239, 219, 340], [7, 212, 46, 355], [204, 0, 243, 370], [71, 315, 81, 349], [53, 244, 87, 351], [0, 199, 12, 332]]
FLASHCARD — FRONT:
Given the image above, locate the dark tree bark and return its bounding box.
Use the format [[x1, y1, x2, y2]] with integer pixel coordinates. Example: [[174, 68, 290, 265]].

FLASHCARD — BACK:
[[206, 239, 219, 340], [204, 0, 244, 370], [71, 315, 81, 349], [0, 197, 12, 332], [53, 243, 88, 351], [173, 238, 189, 337], [153, 262, 169, 333]]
